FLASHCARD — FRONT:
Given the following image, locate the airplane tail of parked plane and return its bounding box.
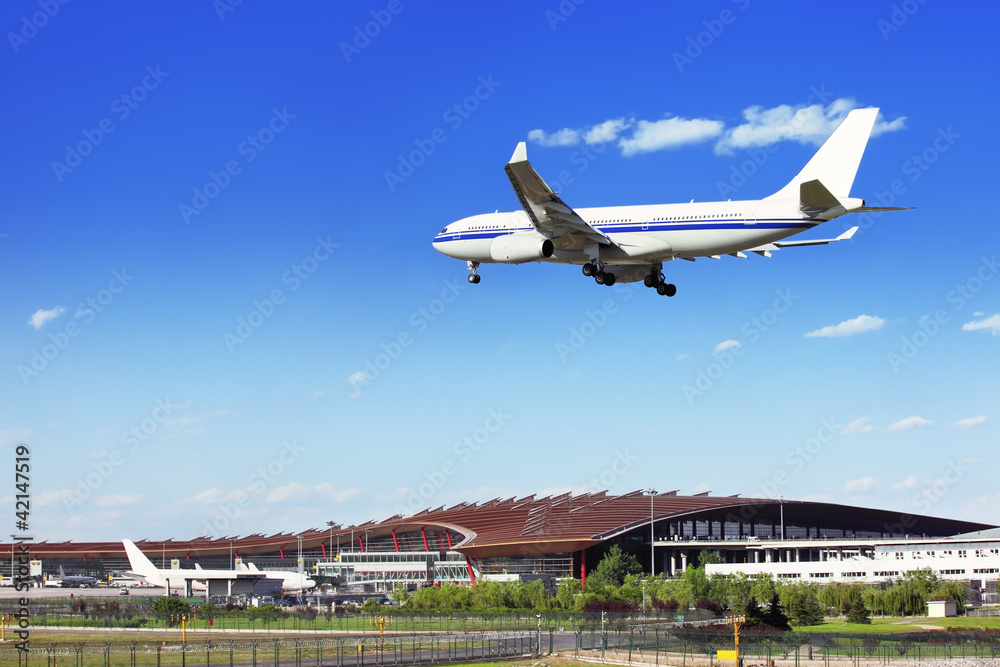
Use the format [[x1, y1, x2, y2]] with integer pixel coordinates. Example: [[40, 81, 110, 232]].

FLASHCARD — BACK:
[[58, 564, 66, 578], [765, 107, 879, 202], [122, 539, 160, 580]]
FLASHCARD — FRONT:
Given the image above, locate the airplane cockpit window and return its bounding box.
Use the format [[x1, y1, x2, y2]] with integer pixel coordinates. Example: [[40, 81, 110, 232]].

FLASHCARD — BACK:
[[440, 227, 449, 233]]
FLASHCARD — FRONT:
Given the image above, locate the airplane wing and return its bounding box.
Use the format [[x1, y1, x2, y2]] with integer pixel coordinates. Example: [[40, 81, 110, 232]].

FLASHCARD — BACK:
[[504, 142, 611, 248], [747, 226, 859, 257]]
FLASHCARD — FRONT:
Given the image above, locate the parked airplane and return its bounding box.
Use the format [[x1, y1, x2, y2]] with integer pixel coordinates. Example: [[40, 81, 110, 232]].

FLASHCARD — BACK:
[[58, 565, 97, 588], [432, 108, 909, 296], [122, 539, 251, 594], [121, 539, 316, 594]]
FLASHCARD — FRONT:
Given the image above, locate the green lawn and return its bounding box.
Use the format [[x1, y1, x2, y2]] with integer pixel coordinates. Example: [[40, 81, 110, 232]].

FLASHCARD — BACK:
[[794, 616, 1000, 633]]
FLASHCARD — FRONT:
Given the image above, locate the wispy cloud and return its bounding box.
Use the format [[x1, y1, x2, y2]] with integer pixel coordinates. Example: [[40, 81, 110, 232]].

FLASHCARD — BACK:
[[843, 476, 879, 493], [28, 305, 65, 329], [886, 416, 933, 432], [265, 482, 360, 504], [949, 415, 988, 429], [527, 98, 905, 158], [805, 314, 885, 338], [841, 417, 874, 435], [675, 353, 691, 362], [962, 314, 1000, 336], [714, 339, 742, 354], [889, 475, 920, 491], [95, 493, 143, 508]]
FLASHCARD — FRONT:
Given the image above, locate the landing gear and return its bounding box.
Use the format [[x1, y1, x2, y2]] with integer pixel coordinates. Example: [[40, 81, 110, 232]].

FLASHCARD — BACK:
[[467, 261, 481, 284], [585, 261, 616, 286], [645, 265, 675, 296], [467, 274, 481, 284], [582, 263, 595, 277]]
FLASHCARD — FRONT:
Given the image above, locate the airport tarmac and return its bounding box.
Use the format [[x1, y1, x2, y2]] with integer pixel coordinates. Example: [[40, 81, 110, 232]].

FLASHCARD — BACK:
[[0, 585, 166, 599]]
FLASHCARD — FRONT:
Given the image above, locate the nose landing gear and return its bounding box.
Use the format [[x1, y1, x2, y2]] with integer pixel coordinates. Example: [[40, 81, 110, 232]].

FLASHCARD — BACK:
[[467, 261, 481, 284]]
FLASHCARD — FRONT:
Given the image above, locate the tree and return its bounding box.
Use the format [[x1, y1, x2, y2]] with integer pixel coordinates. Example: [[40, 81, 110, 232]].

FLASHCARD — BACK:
[[846, 597, 871, 624], [152, 597, 191, 614], [763, 593, 792, 631], [788, 592, 825, 626], [587, 545, 643, 588]]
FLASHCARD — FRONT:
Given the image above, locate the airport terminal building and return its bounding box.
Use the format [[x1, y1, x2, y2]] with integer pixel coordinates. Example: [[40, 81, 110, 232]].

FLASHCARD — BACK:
[[4, 491, 997, 596]]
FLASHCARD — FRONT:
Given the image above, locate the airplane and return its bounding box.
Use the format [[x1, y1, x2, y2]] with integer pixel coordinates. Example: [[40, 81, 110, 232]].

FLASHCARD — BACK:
[[58, 565, 98, 588], [432, 107, 910, 296], [121, 539, 316, 594]]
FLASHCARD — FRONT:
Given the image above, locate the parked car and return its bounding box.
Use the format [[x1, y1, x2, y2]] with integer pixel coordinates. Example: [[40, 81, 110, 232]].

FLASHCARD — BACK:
[[119, 587, 130, 596]]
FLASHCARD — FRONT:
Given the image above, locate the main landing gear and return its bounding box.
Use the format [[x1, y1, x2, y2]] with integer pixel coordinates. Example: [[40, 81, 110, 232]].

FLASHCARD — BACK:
[[582, 262, 617, 286], [467, 261, 481, 284], [643, 267, 677, 297]]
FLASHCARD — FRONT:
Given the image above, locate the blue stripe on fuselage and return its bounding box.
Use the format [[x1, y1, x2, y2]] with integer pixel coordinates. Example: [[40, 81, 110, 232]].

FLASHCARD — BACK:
[[433, 218, 818, 242]]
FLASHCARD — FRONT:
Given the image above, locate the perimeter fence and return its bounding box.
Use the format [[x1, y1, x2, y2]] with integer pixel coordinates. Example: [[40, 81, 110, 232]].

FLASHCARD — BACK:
[[0, 631, 542, 667]]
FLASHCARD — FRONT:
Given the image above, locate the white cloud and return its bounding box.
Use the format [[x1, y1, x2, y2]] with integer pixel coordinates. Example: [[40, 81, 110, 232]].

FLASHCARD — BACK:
[[840, 417, 874, 435], [583, 118, 631, 144], [886, 416, 933, 432], [28, 305, 65, 329], [714, 339, 742, 354], [619, 117, 724, 156], [313, 483, 361, 503], [0, 428, 31, 448], [843, 476, 878, 493], [692, 482, 711, 494], [525, 98, 905, 159], [962, 313, 1000, 336], [675, 353, 691, 362], [805, 314, 885, 338], [35, 489, 74, 507], [716, 99, 905, 154], [890, 475, 920, 491], [949, 415, 988, 429], [527, 128, 580, 147], [95, 493, 142, 508], [265, 482, 307, 503]]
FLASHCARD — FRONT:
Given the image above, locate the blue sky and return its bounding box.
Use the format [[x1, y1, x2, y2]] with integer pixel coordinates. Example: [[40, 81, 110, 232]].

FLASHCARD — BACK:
[[2, 1, 998, 542]]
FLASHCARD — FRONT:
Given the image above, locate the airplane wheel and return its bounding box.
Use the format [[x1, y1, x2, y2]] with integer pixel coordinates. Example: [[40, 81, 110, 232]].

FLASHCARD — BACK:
[[604, 273, 616, 286], [473, 274, 481, 284], [656, 283, 668, 296], [468, 274, 477, 284], [665, 283, 677, 297], [582, 263, 595, 277], [644, 275, 656, 288], [594, 271, 606, 285]]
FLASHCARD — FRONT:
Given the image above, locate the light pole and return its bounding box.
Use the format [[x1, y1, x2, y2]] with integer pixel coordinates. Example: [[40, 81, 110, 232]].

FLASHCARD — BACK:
[[10, 535, 14, 581], [297, 534, 304, 577], [536, 614, 542, 653], [778, 495, 785, 540], [326, 521, 338, 559], [363, 529, 371, 553], [645, 488, 657, 576], [350, 526, 355, 552], [229, 539, 233, 569]]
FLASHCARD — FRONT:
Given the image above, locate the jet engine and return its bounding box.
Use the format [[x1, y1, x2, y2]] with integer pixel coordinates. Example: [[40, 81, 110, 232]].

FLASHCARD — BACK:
[[489, 233, 554, 263]]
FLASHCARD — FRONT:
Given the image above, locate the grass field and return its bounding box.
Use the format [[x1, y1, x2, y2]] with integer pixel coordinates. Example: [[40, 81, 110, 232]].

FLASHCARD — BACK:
[[793, 616, 1000, 633]]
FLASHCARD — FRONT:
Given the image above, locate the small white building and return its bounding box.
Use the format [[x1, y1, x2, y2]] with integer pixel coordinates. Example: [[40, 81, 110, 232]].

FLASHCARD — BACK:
[[927, 599, 958, 617]]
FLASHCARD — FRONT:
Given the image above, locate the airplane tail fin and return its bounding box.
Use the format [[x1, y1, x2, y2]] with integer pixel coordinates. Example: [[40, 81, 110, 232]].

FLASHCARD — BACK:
[[122, 539, 159, 579], [59, 564, 66, 578], [766, 108, 879, 202]]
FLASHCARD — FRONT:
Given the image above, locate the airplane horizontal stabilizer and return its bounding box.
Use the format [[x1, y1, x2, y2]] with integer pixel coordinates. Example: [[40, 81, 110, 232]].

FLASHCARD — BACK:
[[748, 226, 858, 252]]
